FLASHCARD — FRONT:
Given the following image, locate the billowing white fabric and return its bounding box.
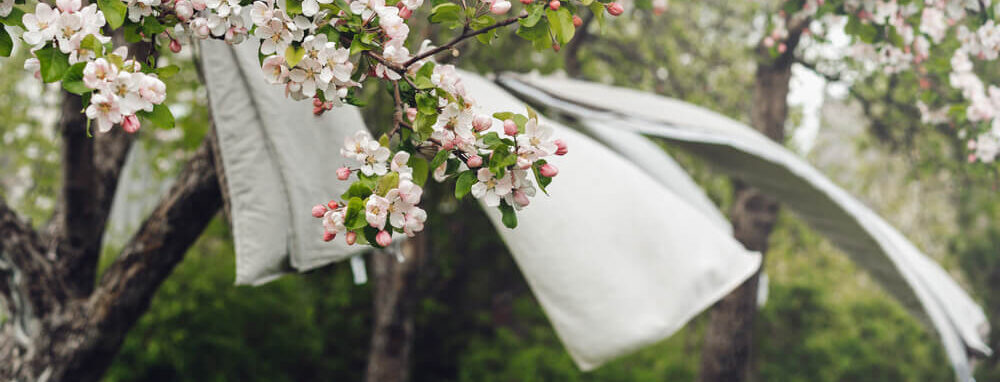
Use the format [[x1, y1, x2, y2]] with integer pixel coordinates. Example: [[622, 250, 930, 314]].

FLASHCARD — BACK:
[[460, 72, 762, 370], [499, 72, 991, 381], [200, 40, 365, 284]]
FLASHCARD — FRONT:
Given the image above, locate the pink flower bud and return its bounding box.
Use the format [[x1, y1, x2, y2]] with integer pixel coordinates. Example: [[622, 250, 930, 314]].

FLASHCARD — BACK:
[[503, 119, 518, 136], [122, 115, 141, 133], [169, 39, 182, 53], [572, 15, 583, 27], [328, 200, 339, 209], [472, 114, 493, 132], [519, 0, 530, 4], [548, 0, 560, 10], [323, 231, 336, 241], [337, 166, 351, 180], [406, 107, 418, 122], [441, 140, 455, 150], [539, 163, 558, 177], [552, 43, 560, 52], [763, 36, 775, 48], [491, 0, 511, 14], [345, 231, 357, 245], [968, 153, 977, 163], [312, 204, 327, 218], [968, 139, 977, 150], [399, 6, 412, 18], [313, 97, 324, 107], [376, 230, 392, 247], [607, 2, 623, 15], [313, 106, 325, 115], [777, 43, 787, 53], [467, 154, 483, 167], [513, 190, 530, 207], [554, 139, 568, 155]]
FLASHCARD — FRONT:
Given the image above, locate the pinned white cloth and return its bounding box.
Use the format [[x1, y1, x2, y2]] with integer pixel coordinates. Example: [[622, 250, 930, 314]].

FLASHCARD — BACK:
[[460, 72, 762, 370], [499, 72, 991, 381], [200, 39, 366, 284]]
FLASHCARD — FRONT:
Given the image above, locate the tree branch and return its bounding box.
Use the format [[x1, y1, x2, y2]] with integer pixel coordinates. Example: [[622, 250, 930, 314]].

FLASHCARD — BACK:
[[52, 130, 222, 382], [0, 196, 65, 317]]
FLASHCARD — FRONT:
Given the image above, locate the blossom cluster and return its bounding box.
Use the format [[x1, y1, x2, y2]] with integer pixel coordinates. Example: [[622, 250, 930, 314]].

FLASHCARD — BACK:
[[17, 0, 168, 133], [82, 47, 168, 133], [167, 0, 249, 44], [769, 0, 1000, 163]]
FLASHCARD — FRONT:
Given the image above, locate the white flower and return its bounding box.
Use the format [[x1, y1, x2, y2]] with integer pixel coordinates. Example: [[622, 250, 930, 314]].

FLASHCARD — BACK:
[[0, 0, 14, 18], [341, 130, 373, 161], [301, 0, 332, 16], [261, 55, 289, 84], [431, 64, 466, 97], [341, 131, 391, 176], [470, 168, 512, 207], [254, 18, 293, 54], [22, 3, 60, 47], [83, 58, 118, 91], [503, 169, 535, 210], [920, 6, 947, 43], [386, 181, 422, 228], [365, 195, 390, 228], [86, 93, 123, 133], [250, 0, 274, 26], [136, 74, 166, 108], [517, 118, 557, 160], [127, 0, 160, 22], [375, 42, 408, 80], [401, 0, 422, 10], [288, 57, 324, 97], [323, 209, 346, 234], [390, 151, 413, 179], [431, 102, 476, 152], [403, 206, 426, 236], [319, 43, 353, 84], [107, 71, 146, 114]]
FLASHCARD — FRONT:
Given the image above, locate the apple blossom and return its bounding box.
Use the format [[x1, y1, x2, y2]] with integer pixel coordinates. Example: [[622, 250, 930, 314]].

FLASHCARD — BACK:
[[471, 168, 513, 207], [607, 2, 623, 16], [467, 154, 483, 168], [539, 163, 558, 177], [375, 230, 392, 246], [503, 119, 518, 136], [122, 114, 141, 133]]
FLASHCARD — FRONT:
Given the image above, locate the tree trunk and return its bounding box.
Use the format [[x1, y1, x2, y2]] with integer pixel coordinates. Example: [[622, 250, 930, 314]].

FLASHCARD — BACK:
[[365, 234, 427, 382], [0, 132, 223, 382], [698, 22, 803, 382]]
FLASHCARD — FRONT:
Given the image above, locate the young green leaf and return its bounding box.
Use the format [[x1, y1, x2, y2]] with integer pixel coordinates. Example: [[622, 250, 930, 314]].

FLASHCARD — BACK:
[[546, 8, 575, 45], [499, 200, 518, 228], [341, 182, 373, 200], [36, 45, 71, 83], [0, 8, 26, 28], [285, 45, 306, 67], [97, 0, 128, 29], [532, 159, 552, 194], [455, 170, 477, 199], [407, 156, 430, 186], [416, 92, 438, 115], [430, 148, 450, 170], [345, 197, 368, 229], [0, 26, 11, 57], [429, 3, 462, 28], [136, 103, 175, 129], [375, 172, 400, 196], [61, 62, 92, 95]]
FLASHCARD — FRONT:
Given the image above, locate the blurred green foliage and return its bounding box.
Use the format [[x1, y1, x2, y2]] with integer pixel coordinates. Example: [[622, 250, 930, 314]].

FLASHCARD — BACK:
[[0, 0, 990, 380]]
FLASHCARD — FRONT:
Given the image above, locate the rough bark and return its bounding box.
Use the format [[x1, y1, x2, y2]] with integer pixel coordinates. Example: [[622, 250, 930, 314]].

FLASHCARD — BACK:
[[698, 20, 804, 382], [365, 234, 427, 382], [0, 132, 222, 382]]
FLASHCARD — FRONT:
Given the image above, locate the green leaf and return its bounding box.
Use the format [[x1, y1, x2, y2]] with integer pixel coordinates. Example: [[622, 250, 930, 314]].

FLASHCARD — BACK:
[[136, 103, 175, 129], [429, 3, 463, 29], [454, 170, 476, 199], [492, 112, 515, 121], [413, 62, 436, 89], [363, 226, 383, 247], [408, 156, 429, 186], [416, 92, 438, 115], [471, 15, 497, 44], [546, 8, 575, 45], [80, 34, 104, 57], [519, 3, 545, 27], [516, 17, 551, 50], [0, 7, 25, 28], [499, 200, 517, 228], [97, 0, 128, 29], [430, 149, 450, 170], [285, 0, 303, 15], [61, 62, 91, 95], [345, 197, 368, 230], [375, 172, 400, 196], [414, 112, 437, 141], [589, 2, 605, 29], [284, 45, 306, 67], [0, 26, 11, 58], [36, 45, 70, 83], [142, 16, 166, 36], [341, 182, 373, 200], [123, 23, 143, 43], [155, 65, 180, 79], [489, 148, 517, 174]]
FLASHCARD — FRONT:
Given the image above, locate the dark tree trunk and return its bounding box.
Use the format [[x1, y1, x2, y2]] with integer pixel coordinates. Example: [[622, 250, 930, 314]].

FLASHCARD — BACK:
[[698, 20, 805, 382], [0, 130, 222, 382], [365, 234, 427, 382]]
